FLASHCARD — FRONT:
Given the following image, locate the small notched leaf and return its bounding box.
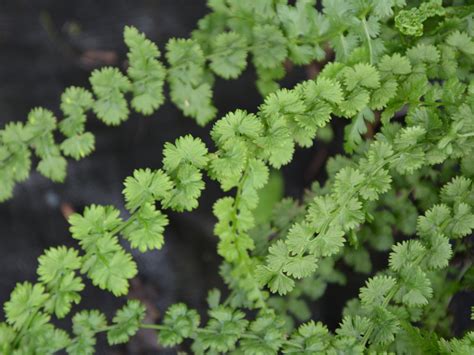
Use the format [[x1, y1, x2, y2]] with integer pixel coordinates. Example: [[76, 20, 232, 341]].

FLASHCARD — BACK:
[[90, 67, 131, 125], [124, 26, 166, 115], [210, 31, 248, 79], [60, 132, 95, 160], [107, 300, 146, 345]]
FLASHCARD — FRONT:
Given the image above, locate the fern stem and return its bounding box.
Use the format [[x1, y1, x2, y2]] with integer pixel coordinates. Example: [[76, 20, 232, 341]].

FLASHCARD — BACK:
[[361, 18, 373, 65], [229, 159, 268, 308], [361, 253, 426, 347]]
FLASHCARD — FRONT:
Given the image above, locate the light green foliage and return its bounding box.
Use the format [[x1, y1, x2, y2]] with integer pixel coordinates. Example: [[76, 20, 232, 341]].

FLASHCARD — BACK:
[[67, 310, 107, 354], [59, 87, 94, 137], [37, 247, 84, 318], [124, 26, 166, 115], [198, 307, 248, 352], [252, 25, 287, 69], [69, 205, 137, 296], [123, 203, 168, 252], [158, 303, 200, 346], [60, 132, 95, 160], [122, 168, 173, 211], [210, 31, 248, 79], [28, 108, 67, 182], [90, 67, 131, 125], [162, 135, 208, 211], [4, 282, 49, 330], [2, 1, 474, 354], [166, 38, 216, 125], [107, 300, 146, 344], [395, 0, 445, 37]]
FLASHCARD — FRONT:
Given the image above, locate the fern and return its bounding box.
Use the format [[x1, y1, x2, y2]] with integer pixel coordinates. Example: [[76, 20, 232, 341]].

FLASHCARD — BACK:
[[1, 0, 474, 354]]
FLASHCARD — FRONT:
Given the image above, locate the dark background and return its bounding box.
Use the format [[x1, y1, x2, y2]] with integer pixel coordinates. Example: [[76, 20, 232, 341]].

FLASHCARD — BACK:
[[0, 1, 342, 353]]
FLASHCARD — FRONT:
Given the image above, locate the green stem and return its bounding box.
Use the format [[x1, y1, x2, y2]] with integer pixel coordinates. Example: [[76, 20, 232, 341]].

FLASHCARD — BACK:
[[11, 310, 39, 348], [228, 160, 268, 308], [110, 213, 138, 235], [141, 322, 303, 348], [361, 18, 373, 65], [361, 246, 437, 347]]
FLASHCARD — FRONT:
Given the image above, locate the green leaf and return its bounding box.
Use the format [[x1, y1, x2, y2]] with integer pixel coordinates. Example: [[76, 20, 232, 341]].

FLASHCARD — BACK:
[[257, 119, 295, 168], [337, 315, 371, 340], [37, 247, 84, 318], [359, 275, 396, 309], [449, 202, 474, 238], [397, 267, 433, 307], [339, 89, 370, 117], [207, 288, 221, 309], [343, 63, 380, 91], [27, 107, 57, 136], [37, 154, 67, 182], [369, 78, 398, 110], [124, 26, 166, 115], [344, 107, 375, 153], [166, 38, 216, 125], [4, 283, 49, 330], [90, 67, 131, 125], [417, 204, 451, 238], [209, 144, 247, 190], [163, 164, 205, 212], [0, 122, 31, 148], [158, 303, 200, 346], [0, 323, 16, 354], [253, 25, 287, 69], [424, 235, 452, 270], [60, 132, 95, 160], [240, 312, 285, 354], [122, 168, 173, 211], [378, 53, 412, 75], [170, 82, 216, 126], [71, 310, 107, 335], [81, 235, 137, 296], [308, 195, 338, 232], [256, 266, 295, 296], [407, 43, 440, 64], [253, 170, 284, 224], [287, 320, 336, 353], [69, 204, 123, 247], [312, 227, 345, 257], [446, 30, 474, 55], [166, 38, 205, 74], [305, 76, 344, 105], [369, 306, 400, 345], [210, 31, 248, 79], [211, 109, 263, 149], [107, 300, 146, 345], [359, 168, 392, 201], [286, 222, 315, 256], [256, 64, 286, 95], [389, 241, 425, 272], [163, 135, 209, 172], [283, 254, 318, 279], [59, 87, 94, 137], [123, 203, 168, 252], [440, 176, 473, 205], [198, 306, 248, 352], [68, 310, 107, 354], [344, 248, 372, 274]]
